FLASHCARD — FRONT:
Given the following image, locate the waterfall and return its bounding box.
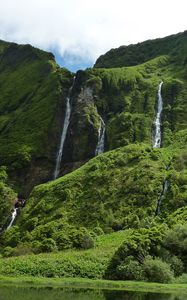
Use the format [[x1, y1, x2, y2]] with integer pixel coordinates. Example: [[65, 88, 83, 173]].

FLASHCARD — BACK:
[[153, 81, 163, 148], [54, 77, 75, 180], [156, 180, 169, 215], [7, 208, 18, 229], [95, 117, 105, 155]]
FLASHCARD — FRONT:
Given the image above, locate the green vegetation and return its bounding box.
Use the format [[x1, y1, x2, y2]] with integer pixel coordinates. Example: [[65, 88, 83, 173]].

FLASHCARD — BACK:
[[0, 143, 187, 282], [105, 224, 187, 283], [1, 276, 187, 295], [83, 53, 187, 153], [0, 31, 187, 285], [0, 144, 171, 252], [0, 230, 129, 278], [94, 30, 187, 68], [0, 167, 17, 228], [0, 224, 187, 284], [0, 40, 73, 195]]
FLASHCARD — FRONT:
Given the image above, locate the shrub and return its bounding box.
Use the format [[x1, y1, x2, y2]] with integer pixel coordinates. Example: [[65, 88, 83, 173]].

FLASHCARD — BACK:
[[40, 238, 57, 253], [163, 224, 187, 271], [116, 256, 145, 280], [143, 257, 174, 283], [12, 243, 33, 256], [167, 255, 184, 276], [93, 227, 104, 236], [105, 226, 166, 280], [1, 226, 21, 247], [31, 240, 43, 254], [24, 217, 38, 231], [53, 231, 72, 250], [2, 246, 14, 257], [70, 228, 95, 249], [174, 273, 187, 283], [79, 233, 95, 249]]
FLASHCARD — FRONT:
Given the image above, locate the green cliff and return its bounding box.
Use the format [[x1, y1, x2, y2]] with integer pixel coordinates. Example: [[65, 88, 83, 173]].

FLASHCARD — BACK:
[[0, 40, 73, 195], [0, 31, 187, 283]]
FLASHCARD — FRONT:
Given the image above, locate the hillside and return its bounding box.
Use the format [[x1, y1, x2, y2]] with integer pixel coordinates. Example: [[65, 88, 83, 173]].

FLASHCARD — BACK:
[[94, 30, 187, 68], [0, 33, 187, 198], [1, 142, 186, 250], [0, 40, 73, 196], [0, 31, 187, 283]]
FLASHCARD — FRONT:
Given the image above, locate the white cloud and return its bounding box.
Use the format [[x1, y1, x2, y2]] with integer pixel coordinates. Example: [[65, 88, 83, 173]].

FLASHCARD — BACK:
[[0, 0, 186, 69]]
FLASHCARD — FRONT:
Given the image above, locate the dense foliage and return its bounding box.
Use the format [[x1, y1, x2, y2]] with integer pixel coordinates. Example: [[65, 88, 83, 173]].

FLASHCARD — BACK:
[[0, 167, 16, 228], [0, 40, 73, 195], [94, 30, 187, 68], [0, 31, 187, 283]]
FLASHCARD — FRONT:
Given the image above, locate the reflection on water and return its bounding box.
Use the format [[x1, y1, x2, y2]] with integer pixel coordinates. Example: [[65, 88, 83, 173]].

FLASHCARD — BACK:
[[0, 285, 186, 300], [104, 290, 186, 300]]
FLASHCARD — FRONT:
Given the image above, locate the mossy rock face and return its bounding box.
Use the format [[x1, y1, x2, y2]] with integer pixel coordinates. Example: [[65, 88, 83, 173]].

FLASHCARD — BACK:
[[62, 85, 101, 167]]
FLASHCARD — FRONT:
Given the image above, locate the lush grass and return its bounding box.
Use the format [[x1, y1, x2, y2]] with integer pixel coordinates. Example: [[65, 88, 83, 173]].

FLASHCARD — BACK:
[[0, 276, 187, 295], [0, 230, 130, 278], [1, 225, 187, 284]]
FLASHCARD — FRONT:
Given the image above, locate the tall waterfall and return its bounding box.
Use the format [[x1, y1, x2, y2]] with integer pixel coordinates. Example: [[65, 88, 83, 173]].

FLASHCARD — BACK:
[[95, 117, 105, 155], [7, 208, 18, 229], [54, 77, 75, 180], [156, 180, 169, 215], [153, 81, 163, 148]]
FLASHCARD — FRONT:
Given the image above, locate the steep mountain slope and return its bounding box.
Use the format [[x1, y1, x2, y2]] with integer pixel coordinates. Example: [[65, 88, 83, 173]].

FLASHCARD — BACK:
[[1, 143, 187, 253], [0, 40, 74, 196], [0, 32, 187, 198], [94, 30, 187, 68], [72, 55, 187, 152], [0, 32, 187, 281], [67, 31, 187, 159]]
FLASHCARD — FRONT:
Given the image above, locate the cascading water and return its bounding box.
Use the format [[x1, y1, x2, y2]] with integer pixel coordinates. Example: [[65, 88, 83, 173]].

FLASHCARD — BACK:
[[7, 208, 18, 229], [54, 77, 75, 180], [4, 198, 25, 231], [156, 180, 169, 215], [153, 81, 163, 148], [95, 117, 105, 155]]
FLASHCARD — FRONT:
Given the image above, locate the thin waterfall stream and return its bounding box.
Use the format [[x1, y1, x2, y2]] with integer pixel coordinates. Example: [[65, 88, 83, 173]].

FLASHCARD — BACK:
[[7, 208, 18, 229], [153, 81, 163, 148], [5, 198, 25, 230], [153, 82, 169, 215], [95, 117, 105, 155], [4, 78, 75, 231], [54, 77, 75, 180], [156, 180, 169, 215]]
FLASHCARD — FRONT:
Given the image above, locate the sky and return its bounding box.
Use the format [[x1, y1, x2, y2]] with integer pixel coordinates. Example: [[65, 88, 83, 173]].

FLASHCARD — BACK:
[[0, 0, 187, 72]]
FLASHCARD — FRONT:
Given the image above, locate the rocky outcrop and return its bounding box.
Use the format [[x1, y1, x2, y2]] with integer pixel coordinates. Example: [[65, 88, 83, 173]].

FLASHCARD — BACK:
[[58, 74, 102, 176]]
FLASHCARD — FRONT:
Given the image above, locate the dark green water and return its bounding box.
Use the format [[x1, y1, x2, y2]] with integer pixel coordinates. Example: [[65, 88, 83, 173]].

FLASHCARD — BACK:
[[0, 286, 185, 300]]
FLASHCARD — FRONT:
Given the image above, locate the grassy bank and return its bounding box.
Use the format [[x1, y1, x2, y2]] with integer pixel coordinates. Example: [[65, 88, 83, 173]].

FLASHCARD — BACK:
[[0, 276, 187, 294], [0, 231, 130, 278]]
